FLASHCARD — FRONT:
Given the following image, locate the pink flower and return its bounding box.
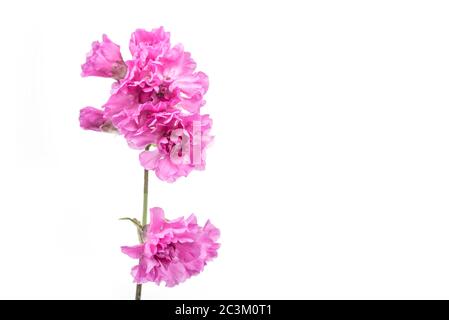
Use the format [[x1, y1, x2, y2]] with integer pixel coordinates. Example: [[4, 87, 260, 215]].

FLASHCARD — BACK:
[[79, 107, 106, 131], [121, 207, 220, 287], [81, 35, 127, 80], [139, 114, 213, 182], [109, 28, 208, 116], [79, 107, 116, 133], [129, 27, 171, 62], [157, 44, 209, 113], [80, 27, 213, 182]]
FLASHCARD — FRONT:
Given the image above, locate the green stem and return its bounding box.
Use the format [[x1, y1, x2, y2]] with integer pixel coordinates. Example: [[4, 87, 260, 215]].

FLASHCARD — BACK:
[[135, 283, 142, 301], [142, 166, 149, 226], [136, 146, 150, 301]]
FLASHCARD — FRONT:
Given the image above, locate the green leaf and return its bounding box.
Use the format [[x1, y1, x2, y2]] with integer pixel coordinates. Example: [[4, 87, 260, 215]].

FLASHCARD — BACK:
[[119, 217, 143, 231]]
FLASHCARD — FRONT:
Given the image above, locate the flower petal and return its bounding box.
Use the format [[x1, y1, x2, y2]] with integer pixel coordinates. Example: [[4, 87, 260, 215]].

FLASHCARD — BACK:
[[121, 244, 144, 259], [139, 150, 160, 170]]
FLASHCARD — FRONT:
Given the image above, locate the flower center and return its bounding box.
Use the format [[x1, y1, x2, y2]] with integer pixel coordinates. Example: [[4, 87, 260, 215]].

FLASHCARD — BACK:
[[154, 243, 176, 263], [138, 83, 173, 104], [160, 130, 188, 158]]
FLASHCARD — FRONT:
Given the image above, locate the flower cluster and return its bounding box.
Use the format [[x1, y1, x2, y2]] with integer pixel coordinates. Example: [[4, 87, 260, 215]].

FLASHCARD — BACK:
[[80, 27, 213, 182], [121, 207, 220, 287], [80, 27, 220, 292]]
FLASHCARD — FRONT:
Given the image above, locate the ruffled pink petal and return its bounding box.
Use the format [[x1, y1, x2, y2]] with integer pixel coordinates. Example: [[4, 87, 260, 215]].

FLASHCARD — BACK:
[[171, 72, 209, 113], [139, 150, 160, 170], [148, 207, 165, 233], [131, 263, 147, 284], [203, 220, 220, 242], [129, 27, 170, 60], [176, 242, 201, 263], [142, 256, 158, 273], [161, 44, 196, 79], [121, 244, 144, 259], [164, 262, 189, 287], [155, 157, 180, 182]]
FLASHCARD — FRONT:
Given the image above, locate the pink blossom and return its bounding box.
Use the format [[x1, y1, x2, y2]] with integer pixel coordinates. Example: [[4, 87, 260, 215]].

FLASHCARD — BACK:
[[121, 207, 220, 287], [80, 27, 213, 182], [129, 27, 171, 62], [81, 35, 127, 80], [79, 107, 106, 131], [157, 44, 209, 113], [109, 28, 208, 117], [139, 114, 213, 182], [103, 89, 179, 148]]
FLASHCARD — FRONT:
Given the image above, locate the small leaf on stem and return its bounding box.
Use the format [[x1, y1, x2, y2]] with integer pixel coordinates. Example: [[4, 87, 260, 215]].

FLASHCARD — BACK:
[[119, 217, 143, 230]]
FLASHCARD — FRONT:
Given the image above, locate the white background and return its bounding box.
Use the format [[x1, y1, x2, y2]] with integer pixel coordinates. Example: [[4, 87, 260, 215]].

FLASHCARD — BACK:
[[1, 0, 449, 299]]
